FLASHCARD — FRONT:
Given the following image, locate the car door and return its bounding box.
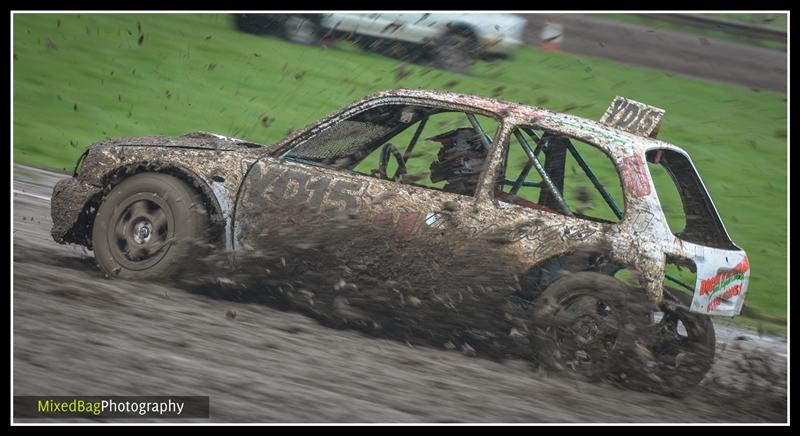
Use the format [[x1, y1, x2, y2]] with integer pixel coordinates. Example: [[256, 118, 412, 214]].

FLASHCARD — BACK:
[[231, 102, 504, 287], [323, 13, 391, 39], [324, 13, 436, 43], [369, 13, 438, 43], [484, 123, 632, 295]]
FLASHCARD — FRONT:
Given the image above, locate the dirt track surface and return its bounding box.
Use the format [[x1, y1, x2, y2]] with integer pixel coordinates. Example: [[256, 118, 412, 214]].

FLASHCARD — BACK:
[[12, 165, 787, 423], [520, 14, 787, 93]]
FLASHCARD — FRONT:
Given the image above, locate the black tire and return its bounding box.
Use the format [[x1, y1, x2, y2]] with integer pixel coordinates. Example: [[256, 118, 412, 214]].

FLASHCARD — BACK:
[[92, 173, 209, 281], [433, 32, 478, 73], [626, 287, 716, 396], [531, 272, 647, 382], [283, 15, 320, 45]]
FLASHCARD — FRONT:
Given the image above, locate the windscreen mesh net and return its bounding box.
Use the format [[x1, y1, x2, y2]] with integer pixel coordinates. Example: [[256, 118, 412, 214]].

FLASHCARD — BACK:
[[287, 120, 398, 163]]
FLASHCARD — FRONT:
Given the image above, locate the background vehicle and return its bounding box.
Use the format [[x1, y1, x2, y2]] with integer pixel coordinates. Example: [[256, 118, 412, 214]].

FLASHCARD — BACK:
[[233, 13, 527, 72]]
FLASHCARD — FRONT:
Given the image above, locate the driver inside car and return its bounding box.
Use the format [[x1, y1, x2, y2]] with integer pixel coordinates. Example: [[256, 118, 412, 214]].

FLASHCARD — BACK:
[[428, 127, 488, 196]]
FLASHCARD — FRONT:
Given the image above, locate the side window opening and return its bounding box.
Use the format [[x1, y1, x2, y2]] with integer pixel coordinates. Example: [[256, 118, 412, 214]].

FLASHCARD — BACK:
[[646, 152, 686, 234], [496, 127, 625, 223], [646, 148, 736, 250], [285, 103, 498, 197]]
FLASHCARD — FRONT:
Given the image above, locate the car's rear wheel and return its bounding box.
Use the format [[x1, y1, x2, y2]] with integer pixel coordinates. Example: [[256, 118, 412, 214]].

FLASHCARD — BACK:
[[531, 272, 645, 381], [621, 287, 716, 396], [284, 15, 320, 45], [433, 31, 478, 73], [92, 173, 209, 280]]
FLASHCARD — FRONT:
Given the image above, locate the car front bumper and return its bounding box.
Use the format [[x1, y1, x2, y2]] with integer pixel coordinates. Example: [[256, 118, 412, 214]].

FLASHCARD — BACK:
[[50, 176, 101, 244]]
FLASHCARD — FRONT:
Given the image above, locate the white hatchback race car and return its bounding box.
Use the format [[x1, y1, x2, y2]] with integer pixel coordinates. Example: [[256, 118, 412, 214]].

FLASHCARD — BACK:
[[234, 13, 527, 72], [51, 90, 748, 395]]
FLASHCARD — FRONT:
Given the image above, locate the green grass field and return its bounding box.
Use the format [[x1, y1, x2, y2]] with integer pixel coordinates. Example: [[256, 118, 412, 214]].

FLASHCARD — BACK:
[[13, 14, 787, 334]]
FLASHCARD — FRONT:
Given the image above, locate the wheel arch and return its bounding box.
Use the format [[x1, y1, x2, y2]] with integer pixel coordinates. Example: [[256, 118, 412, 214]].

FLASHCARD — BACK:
[[521, 248, 624, 301], [443, 21, 479, 41], [67, 162, 226, 249]]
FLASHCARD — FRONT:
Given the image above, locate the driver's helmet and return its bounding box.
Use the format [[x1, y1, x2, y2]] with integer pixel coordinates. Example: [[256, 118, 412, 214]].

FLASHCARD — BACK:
[[428, 127, 488, 195]]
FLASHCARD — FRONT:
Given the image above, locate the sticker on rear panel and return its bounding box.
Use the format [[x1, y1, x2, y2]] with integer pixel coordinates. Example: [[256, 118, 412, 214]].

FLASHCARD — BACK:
[[621, 155, 652, 197]]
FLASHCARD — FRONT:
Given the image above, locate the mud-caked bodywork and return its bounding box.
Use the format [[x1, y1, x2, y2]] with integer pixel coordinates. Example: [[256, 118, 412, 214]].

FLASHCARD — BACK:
[[51, 89, 749, 318], [51, 132, 269, 250]]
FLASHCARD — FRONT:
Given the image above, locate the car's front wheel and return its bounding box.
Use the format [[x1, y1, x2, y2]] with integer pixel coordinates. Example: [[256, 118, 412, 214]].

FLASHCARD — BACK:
[[92, 173, 209, 280]]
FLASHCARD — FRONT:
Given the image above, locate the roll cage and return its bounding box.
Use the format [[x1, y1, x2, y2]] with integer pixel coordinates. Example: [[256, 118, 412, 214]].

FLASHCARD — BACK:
[[495, 125, 697, 293]]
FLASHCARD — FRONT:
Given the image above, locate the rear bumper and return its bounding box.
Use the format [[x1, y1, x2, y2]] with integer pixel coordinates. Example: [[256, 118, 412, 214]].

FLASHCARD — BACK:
[[688, 250, 750, 317]]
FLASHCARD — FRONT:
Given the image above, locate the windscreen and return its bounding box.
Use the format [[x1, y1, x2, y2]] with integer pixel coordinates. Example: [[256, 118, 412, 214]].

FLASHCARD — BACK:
[[284, 105, 435, 165]]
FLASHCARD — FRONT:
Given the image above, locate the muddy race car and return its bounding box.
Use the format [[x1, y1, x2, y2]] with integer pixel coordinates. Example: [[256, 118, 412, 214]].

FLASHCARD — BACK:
[[50, 89, 749, 394]]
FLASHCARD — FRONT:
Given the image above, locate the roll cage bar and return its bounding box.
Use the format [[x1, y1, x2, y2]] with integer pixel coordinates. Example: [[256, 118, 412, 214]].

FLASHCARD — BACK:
[[494, 125, 693, 293]]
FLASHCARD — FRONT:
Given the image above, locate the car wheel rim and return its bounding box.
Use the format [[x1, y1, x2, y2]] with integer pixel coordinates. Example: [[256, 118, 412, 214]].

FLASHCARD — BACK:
[[285, 17, 316, 44], [546, 292, 622, 374], [108, 194, 174, 271], [647, 307, 712, 372]]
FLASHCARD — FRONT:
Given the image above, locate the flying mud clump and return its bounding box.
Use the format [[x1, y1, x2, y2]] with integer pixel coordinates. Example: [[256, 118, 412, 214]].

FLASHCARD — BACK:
[[180, 209, 543, 363]]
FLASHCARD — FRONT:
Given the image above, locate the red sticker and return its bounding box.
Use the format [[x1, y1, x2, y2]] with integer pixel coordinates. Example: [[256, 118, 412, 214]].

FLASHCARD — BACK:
[[396, 212, 420, 236], [621, 156, 651, 197], [700, 257, 750, 296], [374, 212, 420, 236], [706, 284, 742, 313]]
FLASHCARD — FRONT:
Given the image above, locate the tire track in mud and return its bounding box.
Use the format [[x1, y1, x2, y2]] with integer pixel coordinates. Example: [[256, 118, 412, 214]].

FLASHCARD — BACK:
[[12, 165, 787, 423]]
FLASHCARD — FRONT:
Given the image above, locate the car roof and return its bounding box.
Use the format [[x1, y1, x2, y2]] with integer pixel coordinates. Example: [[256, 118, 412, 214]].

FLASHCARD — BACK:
[[270, 88, 688, 159], [363, 89, 685, 158]]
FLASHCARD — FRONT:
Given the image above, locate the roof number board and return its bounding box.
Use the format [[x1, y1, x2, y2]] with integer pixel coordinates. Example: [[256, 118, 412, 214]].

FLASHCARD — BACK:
[[600, 96, 665, 138]]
